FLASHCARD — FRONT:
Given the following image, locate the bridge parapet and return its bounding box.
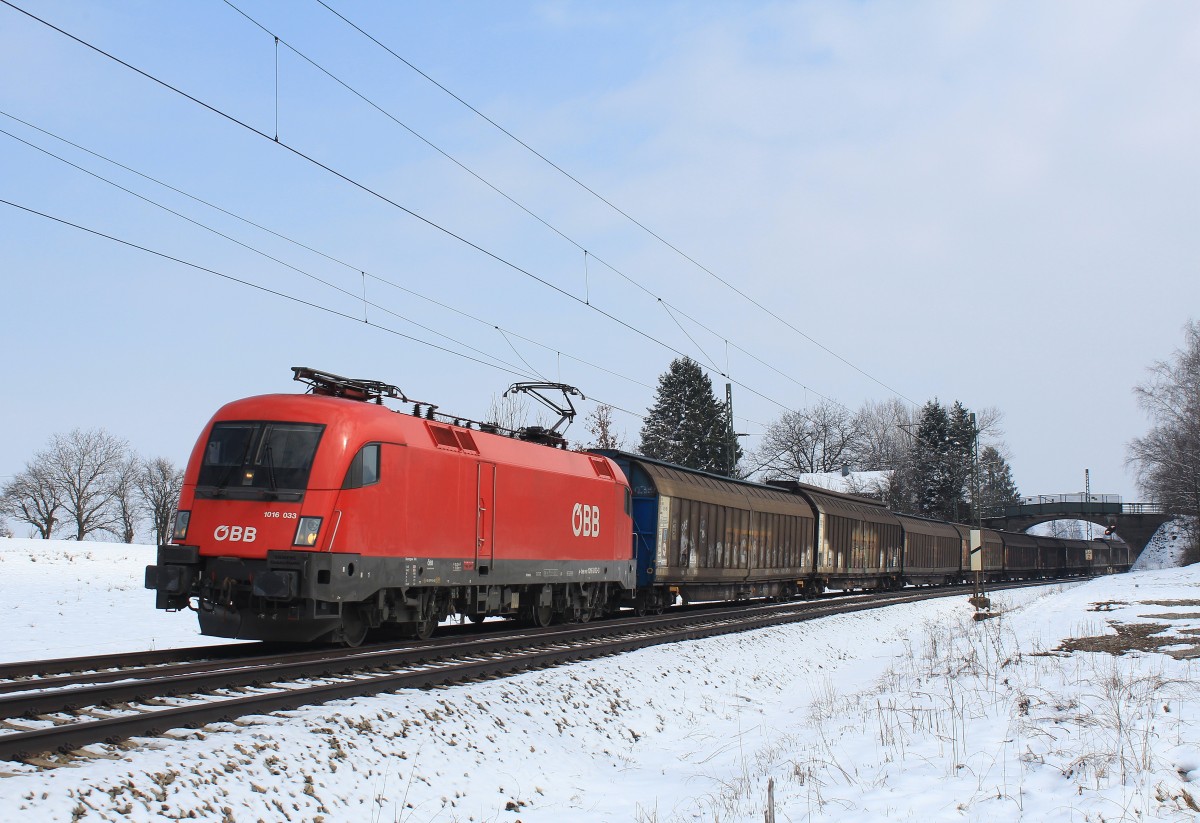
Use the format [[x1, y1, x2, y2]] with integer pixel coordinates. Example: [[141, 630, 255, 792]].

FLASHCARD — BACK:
[[988, 493, 1122, 520], [983, 495, 1162, 519]]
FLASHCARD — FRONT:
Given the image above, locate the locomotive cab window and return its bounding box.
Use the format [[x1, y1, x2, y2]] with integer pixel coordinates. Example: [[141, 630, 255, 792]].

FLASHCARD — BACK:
[[196, 421, 324, 500], [343, 443, 381, 489]]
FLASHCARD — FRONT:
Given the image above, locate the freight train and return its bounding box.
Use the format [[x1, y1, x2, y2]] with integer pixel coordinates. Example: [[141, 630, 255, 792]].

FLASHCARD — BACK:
[[145, 368, 1132, 645]]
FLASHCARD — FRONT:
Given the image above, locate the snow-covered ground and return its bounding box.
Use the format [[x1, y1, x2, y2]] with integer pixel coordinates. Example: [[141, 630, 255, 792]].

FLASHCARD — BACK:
[[2, 535, 1200, 821], [0, 539, 240, 664]]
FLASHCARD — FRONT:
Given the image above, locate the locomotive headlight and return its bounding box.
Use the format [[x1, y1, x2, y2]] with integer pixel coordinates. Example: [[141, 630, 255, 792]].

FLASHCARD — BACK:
[[294, 516, 323, 547], [171, 511, 190, 542]]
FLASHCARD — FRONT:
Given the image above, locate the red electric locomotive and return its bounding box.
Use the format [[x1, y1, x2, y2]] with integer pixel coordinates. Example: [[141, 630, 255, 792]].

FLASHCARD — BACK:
[[145, 368, 636, 645]]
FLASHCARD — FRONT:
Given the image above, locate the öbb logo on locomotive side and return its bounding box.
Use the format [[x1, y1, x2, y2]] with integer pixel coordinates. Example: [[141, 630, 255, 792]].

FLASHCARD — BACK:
[[213, 525, 257, 542], [571, 503, 601, 538]]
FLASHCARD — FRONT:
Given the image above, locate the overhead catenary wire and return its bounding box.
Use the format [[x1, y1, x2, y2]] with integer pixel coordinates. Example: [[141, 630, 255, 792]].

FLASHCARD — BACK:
[[313, 0, 918, 408], [0, 125, 533, 379], [0, 108, 659, 400], [218, 0, 823, 412], [0, 195, 648, 426], [0, 197, 528, 378], [0, 0, 784, 428]]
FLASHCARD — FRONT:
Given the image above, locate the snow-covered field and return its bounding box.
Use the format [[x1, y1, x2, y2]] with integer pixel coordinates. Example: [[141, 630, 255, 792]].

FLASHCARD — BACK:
[[2, 535, 1200, 821], [0, 539, 240, 664]]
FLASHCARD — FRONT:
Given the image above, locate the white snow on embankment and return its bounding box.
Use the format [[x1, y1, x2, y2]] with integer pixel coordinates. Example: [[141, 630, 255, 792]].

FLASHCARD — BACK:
[[2, 535, 1200, 821], [1134, 517, 1196, 571], [0, 539, 238, 664]]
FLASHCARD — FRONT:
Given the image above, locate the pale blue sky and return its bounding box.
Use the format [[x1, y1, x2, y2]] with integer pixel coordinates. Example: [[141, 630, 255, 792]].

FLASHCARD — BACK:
[[2, 0, 1198, 506]]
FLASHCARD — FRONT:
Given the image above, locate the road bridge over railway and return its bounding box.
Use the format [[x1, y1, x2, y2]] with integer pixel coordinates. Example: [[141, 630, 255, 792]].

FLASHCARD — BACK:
[[981, 494, 1171, 558]]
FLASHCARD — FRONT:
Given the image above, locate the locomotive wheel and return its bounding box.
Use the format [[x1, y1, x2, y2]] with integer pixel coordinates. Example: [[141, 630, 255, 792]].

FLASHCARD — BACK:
[[531, 604, 553, 628], [339, 607, 369, 648], [409, 618, 436, 641]]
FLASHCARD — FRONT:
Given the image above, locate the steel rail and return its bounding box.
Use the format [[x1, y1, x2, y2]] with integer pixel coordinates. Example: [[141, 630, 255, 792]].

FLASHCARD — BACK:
[[0, 598, 859, 717], [0, 578, 1068, 764], [0, 589, 883, 695], [0, 642, 273, 682]]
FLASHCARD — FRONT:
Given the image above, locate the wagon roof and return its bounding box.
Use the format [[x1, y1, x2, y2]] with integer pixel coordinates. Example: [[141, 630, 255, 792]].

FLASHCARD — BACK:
[[596, 451, 814, 517], [766, 480, 899, 527], [894, 513, 962, 539]]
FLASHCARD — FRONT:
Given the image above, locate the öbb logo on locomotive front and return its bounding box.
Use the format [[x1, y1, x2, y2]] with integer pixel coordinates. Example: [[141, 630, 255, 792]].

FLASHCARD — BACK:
[[213, 525, 258, 542], [571, 503, 601, 538]]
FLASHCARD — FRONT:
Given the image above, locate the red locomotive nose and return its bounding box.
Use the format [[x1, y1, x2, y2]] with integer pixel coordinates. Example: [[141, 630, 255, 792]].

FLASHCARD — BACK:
[[147, 370, 636, 644]]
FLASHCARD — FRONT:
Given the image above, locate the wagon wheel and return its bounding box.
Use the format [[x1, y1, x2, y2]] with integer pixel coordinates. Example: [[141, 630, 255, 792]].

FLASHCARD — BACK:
[[633, 590, 654, 617], [339, 606, 369, 648]]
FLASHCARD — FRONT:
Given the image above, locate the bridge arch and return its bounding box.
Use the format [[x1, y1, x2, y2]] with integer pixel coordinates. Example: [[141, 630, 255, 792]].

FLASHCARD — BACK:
[[980, 497, 1171, 559]]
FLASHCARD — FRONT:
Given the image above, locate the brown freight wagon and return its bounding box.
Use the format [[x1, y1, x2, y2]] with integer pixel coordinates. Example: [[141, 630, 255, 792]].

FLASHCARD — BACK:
[[1032, 535, 1067, 578], [771, 481, 903, 592], [895, 513, 963, 586], [629, 459, 816, 603], [1000, 531, 1040, 580], [951, 524, 1005, 581], [1060, 538, 1093, 577]]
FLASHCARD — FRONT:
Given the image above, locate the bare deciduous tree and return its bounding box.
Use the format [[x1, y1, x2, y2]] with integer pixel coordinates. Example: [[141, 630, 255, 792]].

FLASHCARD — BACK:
[[1128, 320, 1200, 559], [138, 457, 185, 546], [1, 462, 62, 539], [485, 393, 531, 434], [1043, 519, 1084, 540], [46, 428, 131, 541], [854, 398, 914, 471], [110, 454, 143, 544], [974, 406, 1006, 447], [582, 404, 625, 451], [751, 400, 864, 478]]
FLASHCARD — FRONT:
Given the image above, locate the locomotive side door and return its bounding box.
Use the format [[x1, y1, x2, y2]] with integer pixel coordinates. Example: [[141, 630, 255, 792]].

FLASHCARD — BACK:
[[476, 462, 496, 573]]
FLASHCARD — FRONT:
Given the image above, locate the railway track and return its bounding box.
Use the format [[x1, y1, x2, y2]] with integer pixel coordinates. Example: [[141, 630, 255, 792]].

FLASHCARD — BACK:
[[0, 579, 1069, 765]]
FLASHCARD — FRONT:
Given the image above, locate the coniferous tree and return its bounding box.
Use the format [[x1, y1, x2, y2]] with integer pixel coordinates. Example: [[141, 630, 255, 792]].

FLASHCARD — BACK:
[[976, 445, 1021, 515], [639, 358, 740, 475], [913, 400, 955, 519], [947, 401, 978, 522], [908, 400, 981, 522]]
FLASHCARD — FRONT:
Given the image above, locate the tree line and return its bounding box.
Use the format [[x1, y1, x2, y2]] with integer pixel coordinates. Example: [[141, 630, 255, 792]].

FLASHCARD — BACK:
[[0, 428, 183, 545], [632, 357, 1022, 522]]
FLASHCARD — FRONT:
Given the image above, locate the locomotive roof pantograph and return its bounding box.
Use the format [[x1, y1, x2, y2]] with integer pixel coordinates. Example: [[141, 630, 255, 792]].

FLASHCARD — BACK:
[[291, 365, 435, 409], [503, 382, 586, 448]]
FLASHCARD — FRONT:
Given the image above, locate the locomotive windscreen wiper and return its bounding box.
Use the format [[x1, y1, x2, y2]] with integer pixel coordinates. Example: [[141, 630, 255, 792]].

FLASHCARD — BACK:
[[261, 443, 279, 494]]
